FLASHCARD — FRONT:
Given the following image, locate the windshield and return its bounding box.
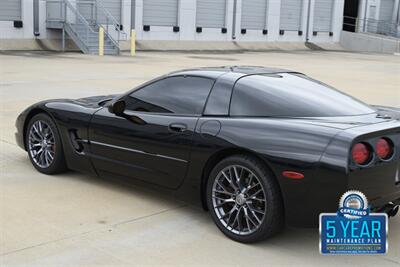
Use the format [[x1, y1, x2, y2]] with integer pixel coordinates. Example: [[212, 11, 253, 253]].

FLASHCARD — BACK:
[[230, 73, 376, 117]]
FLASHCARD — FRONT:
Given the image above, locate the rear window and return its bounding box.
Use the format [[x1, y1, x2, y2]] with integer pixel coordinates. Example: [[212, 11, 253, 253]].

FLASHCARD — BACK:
[[230, 73, 375, 117]]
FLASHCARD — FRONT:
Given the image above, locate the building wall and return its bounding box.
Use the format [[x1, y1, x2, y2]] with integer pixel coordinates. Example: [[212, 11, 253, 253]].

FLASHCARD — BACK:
[[0, 0, 344, 44], [356, 0, 400, 36], [133, 0, 343, 42], [358, 0, 399, 22], [0, 0, 45, 39]]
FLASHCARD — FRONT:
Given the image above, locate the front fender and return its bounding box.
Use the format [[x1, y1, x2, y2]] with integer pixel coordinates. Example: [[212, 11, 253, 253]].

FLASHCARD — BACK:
[[15, 98, 102, 176]]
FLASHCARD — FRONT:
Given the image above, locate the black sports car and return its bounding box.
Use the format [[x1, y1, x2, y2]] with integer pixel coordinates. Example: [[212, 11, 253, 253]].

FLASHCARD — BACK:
[[15, 66, 400, 243]]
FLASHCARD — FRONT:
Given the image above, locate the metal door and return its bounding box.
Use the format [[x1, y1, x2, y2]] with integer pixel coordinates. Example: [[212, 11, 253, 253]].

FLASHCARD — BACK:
[[241, 0, 268, 30], [280, 0, 303, 31], [313, 0, 334, 32], [143, 0, 178, 26], [196, 0, 226, 28], [89, 109, 197, 189], [0, 0, 21, 21]]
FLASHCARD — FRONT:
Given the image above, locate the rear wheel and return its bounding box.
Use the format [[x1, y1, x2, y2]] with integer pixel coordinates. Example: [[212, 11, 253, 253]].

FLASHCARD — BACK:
[[206, 155, 283, 243], [26, 114, 67, 174]]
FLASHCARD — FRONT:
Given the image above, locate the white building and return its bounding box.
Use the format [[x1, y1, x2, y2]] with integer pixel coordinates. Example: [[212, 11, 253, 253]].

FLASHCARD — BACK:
[[356, 0, 400, 36], [1, 0, 348, 53]]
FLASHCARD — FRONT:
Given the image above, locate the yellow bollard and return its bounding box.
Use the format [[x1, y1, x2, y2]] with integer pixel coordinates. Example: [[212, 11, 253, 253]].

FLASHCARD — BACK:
[[131, 29, 136, 56], [99, 27, 104, 56]]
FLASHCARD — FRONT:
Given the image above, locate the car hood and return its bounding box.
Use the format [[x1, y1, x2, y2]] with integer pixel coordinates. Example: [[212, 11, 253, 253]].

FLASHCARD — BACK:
[[73, 94, 119, 108], [288, 106, 400, 130]]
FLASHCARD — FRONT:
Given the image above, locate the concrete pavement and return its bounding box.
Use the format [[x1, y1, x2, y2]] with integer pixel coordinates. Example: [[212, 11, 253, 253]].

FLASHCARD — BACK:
[[0, 50, 399, 266]]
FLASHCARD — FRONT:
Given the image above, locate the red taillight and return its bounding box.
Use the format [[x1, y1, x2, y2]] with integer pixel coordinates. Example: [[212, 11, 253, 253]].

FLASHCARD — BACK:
[[352, 143, 371, 165], [376, 138, 393, 160]]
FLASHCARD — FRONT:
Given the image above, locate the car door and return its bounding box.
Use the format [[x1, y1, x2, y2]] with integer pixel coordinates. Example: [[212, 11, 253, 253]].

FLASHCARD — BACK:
[[88, 75, 215, 189]]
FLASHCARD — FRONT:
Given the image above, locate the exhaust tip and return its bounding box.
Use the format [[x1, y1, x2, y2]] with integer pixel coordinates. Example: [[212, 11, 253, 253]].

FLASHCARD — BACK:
[[388, 205, 399, 217], [380, 202, 399, 217]]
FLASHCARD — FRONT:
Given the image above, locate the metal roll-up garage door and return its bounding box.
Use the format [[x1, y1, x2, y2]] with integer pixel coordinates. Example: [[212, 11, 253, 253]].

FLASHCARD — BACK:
[[0, 0, 21, 21], [143, 0, 178, 26], [313, 0, 334, 32], [78, 0, 122, 24], [241, 0, 268, 30], [196, 0, 226, 28], [280, 0, 303, 31]]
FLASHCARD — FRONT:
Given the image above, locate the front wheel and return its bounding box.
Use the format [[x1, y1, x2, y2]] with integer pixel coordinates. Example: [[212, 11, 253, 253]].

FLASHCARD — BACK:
[[206, 155, 284, 243], [26, 113, 67, 174]]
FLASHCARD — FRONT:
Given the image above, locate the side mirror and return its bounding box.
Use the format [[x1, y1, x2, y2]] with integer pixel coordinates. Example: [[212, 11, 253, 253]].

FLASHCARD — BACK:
[[108, 99, 147, 125], [109, 100, 126, 116]]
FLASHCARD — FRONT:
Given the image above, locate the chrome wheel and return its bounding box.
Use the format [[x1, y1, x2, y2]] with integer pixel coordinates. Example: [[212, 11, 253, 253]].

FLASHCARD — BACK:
[[212, 165, 267, 235], [28, 120, 55, 168]]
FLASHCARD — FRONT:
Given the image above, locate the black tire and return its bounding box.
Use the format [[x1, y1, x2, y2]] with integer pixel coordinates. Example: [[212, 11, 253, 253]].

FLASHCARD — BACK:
[[26, 113, 67, 174], [206, 154, 284, 243]]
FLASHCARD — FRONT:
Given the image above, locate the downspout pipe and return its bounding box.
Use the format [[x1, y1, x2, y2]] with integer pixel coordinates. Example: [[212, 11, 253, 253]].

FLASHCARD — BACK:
[[363, 0, 368, 32], [232, 0, 237, 40], [305, 0, 312, 42], [33, 0, 40, 36]]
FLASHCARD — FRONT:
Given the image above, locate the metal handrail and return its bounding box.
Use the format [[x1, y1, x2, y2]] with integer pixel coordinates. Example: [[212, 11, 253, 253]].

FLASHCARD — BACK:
[[96, 0, 123, 30], [46, 0, 121, 54], [64, 0, 97, 34], [64, 0, 98, 53], [102, 24, 120, 54], [74, 0, 123, 52], [93, 1, 121, 51], [96, 0, 128, 41], [75, 0, 127, 40], [343, 16, 399, 38], [46, 0, 97, 33]]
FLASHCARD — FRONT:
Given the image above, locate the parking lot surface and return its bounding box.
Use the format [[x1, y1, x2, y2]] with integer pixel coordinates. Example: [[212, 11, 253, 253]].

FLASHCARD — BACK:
[[0, 50, 399, 266]]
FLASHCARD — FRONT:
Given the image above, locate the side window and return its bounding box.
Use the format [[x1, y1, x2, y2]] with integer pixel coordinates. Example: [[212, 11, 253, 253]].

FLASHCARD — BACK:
[[125, 76, 214, 115], [230, 74, 374, 117]]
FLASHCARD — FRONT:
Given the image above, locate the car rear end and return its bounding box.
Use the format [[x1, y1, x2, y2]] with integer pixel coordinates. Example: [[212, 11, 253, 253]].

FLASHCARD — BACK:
[[344, 120, 400, 215], [288, 117, 400, 227]]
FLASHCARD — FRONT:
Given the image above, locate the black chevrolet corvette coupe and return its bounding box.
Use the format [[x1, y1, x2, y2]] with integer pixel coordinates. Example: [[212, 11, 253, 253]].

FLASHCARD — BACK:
[[15, 66, 400, 242]]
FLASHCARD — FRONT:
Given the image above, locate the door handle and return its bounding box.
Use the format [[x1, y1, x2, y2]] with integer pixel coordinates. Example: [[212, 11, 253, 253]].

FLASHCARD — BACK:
[[169, 123, 187, 132]]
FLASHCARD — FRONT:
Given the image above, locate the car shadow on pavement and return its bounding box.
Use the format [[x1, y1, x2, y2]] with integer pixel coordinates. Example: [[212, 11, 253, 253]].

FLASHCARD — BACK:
[[53, 167, 319, 244]]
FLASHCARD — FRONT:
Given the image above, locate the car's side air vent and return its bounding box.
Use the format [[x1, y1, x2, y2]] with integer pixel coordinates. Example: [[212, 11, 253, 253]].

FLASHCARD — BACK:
[[69, 130, 84, 153]]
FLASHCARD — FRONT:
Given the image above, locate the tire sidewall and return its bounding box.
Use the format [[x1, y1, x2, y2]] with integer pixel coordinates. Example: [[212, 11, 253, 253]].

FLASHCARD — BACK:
[[206, 155, 282, 243], [26, 113, 66, 174]]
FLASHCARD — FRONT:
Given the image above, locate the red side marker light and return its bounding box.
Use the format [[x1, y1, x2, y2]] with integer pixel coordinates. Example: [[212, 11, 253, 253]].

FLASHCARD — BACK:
[[282, 171, 304, 179]]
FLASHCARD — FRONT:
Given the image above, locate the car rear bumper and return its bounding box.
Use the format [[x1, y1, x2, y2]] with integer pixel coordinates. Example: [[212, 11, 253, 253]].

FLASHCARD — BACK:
[[370, 192, 400, 210], [285, 156, 399, 228]]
